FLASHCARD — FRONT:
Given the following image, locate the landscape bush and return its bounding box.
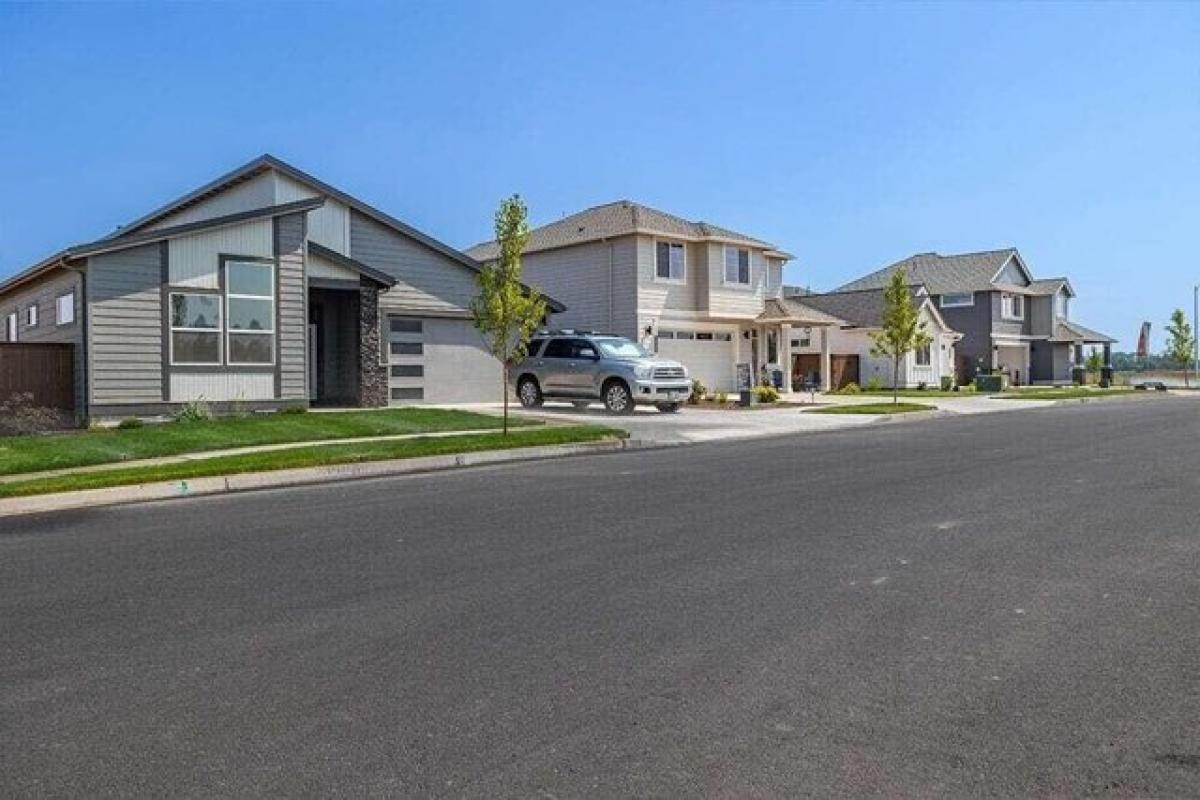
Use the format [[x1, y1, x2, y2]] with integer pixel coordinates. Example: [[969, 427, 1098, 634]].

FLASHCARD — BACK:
[[0, 393, 64, 436], [753, 385, 780, 404], [280, 405, 308, 415], [715, 391, 729, 404], [174, 399, 213, 423], [865, 376, 882, 392], [689, 379, 706, 404], [116, 417, 144, 430], [837, 382, 861, 395], [940, 375, 954, 391]]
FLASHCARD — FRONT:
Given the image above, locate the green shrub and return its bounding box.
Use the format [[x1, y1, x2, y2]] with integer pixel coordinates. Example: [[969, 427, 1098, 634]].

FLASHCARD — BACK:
[[0, 392, 64, 436], [279, 405, 308, 415], [865, 376, 882, 392], [940, 375, 954, 392], [837, 382, 861, 395], [752, 385, 780, 404], [116, 417, 144, 430], [715, 391, 728, 404], [174, 400, 213, 423], [689, 379, 706, 405]]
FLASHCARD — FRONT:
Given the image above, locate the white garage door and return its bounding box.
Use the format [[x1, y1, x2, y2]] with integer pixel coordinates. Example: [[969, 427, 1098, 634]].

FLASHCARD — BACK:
[[386, 315, 503, 404], [656, 332, 735, 392]]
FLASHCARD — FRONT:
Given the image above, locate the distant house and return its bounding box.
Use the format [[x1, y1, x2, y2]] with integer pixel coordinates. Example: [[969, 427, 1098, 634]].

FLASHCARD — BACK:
[[783, 285, 961, 389], [0, 155, 562, 420], [835, 249, 1114, 385], [467, 201, 844, 392]]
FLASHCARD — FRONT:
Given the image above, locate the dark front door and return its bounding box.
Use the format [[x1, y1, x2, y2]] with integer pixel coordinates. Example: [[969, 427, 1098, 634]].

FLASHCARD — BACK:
[[793, 354, 820, 388], [792, 353, 860, 390]]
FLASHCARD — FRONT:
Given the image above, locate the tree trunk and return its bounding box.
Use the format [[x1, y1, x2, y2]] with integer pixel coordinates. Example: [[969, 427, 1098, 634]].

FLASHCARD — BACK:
[[893, 356, 900, 405], [502, 363, 509, 434]]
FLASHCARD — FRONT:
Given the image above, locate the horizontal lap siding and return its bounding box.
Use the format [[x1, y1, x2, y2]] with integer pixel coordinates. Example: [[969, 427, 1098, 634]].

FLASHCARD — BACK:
[[520, 236, 638, 337], [275, 213, 307, 400], [350, 210, 478, 315], [87, 244, 164, 405]]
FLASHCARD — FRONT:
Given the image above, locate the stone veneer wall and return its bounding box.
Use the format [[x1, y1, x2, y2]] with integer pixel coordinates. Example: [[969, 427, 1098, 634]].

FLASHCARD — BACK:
[[358, 278, 388, 407]]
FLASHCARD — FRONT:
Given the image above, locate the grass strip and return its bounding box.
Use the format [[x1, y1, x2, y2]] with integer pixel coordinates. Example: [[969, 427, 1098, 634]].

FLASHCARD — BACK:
[[994, 388, 1136, 401], [838, 389, 982, 398], [0, 425, 619, 499], [808, 402, 935, 415], [0, 408, 535, 477]]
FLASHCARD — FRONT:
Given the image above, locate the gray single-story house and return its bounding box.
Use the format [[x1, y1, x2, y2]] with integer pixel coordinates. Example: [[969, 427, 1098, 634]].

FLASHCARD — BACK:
[[0, 154, 562, 421]]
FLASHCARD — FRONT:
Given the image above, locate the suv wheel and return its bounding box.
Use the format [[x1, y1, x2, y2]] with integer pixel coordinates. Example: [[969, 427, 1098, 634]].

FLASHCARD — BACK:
[[517, 376, 543, 408], [603, 380, 634, 415], [655, 402, 682, 413]]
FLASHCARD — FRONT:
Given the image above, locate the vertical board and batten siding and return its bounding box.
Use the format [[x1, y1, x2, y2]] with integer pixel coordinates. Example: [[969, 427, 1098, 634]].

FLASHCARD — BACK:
[[308, 252, 359, 281], [350, 210, 478, 314], [0, 268, 85, 410], [274, 173, 350, 255], [519, 236, 639, 337], [168, 220, 273, 287], [170, 372, 276, 402], [87, 243, 164, 404], [144, 171, 277, 232], [275, 212, 308, 401]]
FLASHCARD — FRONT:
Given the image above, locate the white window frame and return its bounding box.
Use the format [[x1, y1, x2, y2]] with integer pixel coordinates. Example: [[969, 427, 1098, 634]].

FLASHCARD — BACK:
[[169, 291, 223, 366], [55, 292, 75, 325], [940, 293, 974, 308], [654, 240, 686, 283], [723, 246, 751, 287], [1056, 288, 1069, 320], [1001, 292, 1024, 321], [26, 304, 38, 327], [915, 342, 932, 366], [4, 312, 16, 342], [224, 259, 276, 366]]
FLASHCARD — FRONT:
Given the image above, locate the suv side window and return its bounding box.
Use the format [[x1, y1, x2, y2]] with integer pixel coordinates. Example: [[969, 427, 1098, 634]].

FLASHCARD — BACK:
[[572, 340, 599, 359], [526, 339, 545, 358], [542, 338, 573, 358]]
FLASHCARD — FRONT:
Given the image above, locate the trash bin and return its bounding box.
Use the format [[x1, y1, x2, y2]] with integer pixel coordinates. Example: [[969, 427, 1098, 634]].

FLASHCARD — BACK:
[[739, 389, 753, 406], [771, 368, 784, 390]]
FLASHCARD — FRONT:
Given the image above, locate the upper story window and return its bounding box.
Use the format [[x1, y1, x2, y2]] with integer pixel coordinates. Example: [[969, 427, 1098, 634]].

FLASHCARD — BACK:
[[724, 247, 751, 285], [26, 304, 38, 327], [4, 312, 16, 342], [940, 293, 974, 308], [1056, 289, 1069, 319], [1001, 292, 1024, 320], [655, 241, 686, 281], [225, 260, 275, 365], [56, 292, 75, 325]]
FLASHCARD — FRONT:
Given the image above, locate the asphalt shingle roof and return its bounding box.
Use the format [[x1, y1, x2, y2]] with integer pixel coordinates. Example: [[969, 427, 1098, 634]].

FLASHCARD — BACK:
[[755, 297, 847, 327], [1052, 319, 1116, 344], [835, 248, 1018, 295], [465, 201, 784, 261]]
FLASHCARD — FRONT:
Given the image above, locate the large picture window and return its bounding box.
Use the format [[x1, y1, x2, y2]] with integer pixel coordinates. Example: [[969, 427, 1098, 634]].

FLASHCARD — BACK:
[[225, 260, 275, 365], [724, 247, 750, 285], [170, 292, 221, 364]]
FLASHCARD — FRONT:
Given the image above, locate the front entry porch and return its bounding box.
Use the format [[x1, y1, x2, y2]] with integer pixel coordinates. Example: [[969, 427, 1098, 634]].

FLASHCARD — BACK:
[[306, 277, 388, 408]]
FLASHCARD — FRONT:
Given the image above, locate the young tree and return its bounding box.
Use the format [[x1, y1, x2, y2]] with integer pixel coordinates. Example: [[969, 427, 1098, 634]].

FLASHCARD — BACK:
[[869, 268, 932, 404], [470, 195, 547, 434], [1164, 308, 1195, 388], [1084, 347, 1104, 384]]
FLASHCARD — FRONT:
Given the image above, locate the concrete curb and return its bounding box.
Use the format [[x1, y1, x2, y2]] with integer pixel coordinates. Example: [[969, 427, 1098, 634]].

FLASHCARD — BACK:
[[0, 438, 658, 519]]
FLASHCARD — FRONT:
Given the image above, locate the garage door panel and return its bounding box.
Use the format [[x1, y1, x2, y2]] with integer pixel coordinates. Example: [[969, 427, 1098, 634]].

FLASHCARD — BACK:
[[385, 316, 502, 404], [657, 337, 735, 392]]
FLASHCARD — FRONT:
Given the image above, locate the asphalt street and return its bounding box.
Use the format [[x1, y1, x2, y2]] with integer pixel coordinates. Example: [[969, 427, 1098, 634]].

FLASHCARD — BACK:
[[2, 398, 1198, 797]]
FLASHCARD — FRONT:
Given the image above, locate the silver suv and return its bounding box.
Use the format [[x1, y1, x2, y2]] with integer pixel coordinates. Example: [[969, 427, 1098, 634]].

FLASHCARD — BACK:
[[514, 332, 691, 414]]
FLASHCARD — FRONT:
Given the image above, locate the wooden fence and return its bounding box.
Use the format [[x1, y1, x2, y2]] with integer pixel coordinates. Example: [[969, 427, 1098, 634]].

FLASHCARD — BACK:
[[0, 342, 76, 411]]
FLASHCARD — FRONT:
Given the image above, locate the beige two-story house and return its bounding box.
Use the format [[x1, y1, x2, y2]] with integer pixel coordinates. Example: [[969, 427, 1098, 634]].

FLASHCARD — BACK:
[[466, 201, 844, 393]]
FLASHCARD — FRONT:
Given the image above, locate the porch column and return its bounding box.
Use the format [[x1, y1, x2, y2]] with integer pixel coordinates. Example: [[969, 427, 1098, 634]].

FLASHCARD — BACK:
[[820, 325, 832, 392], [357, 278, 388, 407], [1100, 342, 1113, 387], [781, 323, 793, 392]]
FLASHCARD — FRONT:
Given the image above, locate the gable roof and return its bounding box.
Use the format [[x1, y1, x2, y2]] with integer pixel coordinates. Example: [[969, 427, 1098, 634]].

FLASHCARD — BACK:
[[308, 241, 397, 288], [756, 297, 846, 327], [465, 200, 793, 261], [106, 154, 564, 312], [794, 285, 958, 334], [1028, 277, 1075, 297], [1051, 319, 1115, 344], [0, 197, 326, 296], [836, 248, 1022, 295]]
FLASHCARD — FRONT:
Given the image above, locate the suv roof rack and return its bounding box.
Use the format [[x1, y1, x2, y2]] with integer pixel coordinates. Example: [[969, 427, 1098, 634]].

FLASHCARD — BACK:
[[535, 329, 618, 337]]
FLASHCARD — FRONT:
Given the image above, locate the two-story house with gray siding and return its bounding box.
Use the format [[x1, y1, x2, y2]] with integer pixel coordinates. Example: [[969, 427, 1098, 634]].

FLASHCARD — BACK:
[[466, 201, 844, 393], [0, 155, 561, 421], [836, 248, 1114, 385]]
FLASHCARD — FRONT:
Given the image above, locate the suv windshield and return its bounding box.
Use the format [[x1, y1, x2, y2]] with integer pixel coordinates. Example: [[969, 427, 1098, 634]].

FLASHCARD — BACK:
[[594, 337, 651, 358]]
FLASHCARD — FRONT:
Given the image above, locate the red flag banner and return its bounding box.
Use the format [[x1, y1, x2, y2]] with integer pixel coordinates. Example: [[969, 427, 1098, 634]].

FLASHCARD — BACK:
[[1136, 322, 1151, 359]]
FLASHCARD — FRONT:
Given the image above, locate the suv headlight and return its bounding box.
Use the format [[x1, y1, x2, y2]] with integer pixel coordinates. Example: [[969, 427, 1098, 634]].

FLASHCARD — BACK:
[[633, 364, 653, 379]]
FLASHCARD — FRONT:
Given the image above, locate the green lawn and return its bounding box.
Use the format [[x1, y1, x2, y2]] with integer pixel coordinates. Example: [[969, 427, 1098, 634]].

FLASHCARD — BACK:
[[839, 389, 982, 398], [0, 425, 619, 499], [809, 402, 935, 415], [995, 387, 1136, 401], [0, 408, 536, 477]]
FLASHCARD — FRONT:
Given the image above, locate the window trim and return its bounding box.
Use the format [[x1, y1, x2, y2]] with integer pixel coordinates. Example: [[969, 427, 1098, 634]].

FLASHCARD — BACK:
[[722, 245, 752, 287], [55, 291, 75, 326], [224, 258, 276, 366], [26, 304, 38, 328], [915, 342, 932, 366], [1001, 292, 1025, 321], [939, 292, 974, 308], [654, 239, 687, 284], [168, 290, 223, 366]]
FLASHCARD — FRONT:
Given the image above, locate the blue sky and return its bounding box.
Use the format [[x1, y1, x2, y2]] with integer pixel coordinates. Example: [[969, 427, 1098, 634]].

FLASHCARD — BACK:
[[1, 2, 1196, 349]]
